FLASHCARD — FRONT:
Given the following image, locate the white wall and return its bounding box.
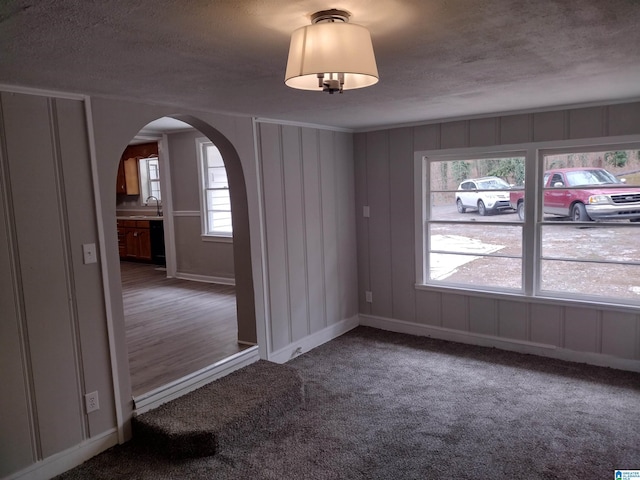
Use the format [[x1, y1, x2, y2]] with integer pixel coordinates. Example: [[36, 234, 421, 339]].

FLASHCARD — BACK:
[[355, 102, 640, 371]]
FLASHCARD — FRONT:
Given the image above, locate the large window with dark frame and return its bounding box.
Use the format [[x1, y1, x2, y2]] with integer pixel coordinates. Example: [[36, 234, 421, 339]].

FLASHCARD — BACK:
[[420, 143, 640, 305]]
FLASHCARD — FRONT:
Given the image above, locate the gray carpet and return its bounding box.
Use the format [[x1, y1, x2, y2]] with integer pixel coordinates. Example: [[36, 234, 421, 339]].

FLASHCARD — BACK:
[[57, 326, 640, 479], [132, 360, 304, 458]]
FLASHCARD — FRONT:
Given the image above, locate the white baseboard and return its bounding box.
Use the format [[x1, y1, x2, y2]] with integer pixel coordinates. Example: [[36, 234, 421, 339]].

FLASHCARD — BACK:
[[268, 315, 360, 364], [133, 346, 260, 414], [174, 272, 235, 286], [359, 314, 640, 373], [5, 429, 118, 480]]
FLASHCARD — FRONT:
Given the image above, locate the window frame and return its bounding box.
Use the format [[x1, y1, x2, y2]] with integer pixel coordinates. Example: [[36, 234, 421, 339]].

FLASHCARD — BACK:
[[139, 156, 162, 205], [415, 137, 640, 309], [196, 137, 233, 240]]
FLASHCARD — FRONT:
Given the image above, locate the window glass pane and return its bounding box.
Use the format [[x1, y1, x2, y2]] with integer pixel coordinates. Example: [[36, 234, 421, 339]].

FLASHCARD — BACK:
[[429, 157, 525, 222], [429, 254, 522, 289], [428, 223, 522, 289], [541, 225, 640, 263], [540, 260, 640, 301], [542, 149, 640, 223], [207, 211, 232, 233]]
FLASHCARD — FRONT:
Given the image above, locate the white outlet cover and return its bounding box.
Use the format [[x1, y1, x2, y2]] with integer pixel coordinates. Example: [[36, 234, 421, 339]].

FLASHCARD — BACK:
[[82, 243, 97, 264]]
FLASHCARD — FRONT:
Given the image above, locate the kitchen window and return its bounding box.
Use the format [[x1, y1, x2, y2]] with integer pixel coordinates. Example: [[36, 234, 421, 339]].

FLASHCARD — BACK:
[[197, 138, 232, 237], [139, 156, 161, 203]]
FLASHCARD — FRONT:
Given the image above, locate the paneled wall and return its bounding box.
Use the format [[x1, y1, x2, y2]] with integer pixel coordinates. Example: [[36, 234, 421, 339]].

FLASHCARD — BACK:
[[356, 102, 640, 369], [256, 122, 358, 354], [0, 92, 115, 477]]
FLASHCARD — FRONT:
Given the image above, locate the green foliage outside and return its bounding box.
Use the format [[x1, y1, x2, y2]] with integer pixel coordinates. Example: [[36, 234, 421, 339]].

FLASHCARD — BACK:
[[486, 158, 525, 185], [451, 161, 470, 183], [604, 151, 628, 168]]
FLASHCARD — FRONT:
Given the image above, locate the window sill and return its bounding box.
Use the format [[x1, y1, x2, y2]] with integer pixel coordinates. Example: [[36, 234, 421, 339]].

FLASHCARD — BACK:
[[201, 235, 233, 244]]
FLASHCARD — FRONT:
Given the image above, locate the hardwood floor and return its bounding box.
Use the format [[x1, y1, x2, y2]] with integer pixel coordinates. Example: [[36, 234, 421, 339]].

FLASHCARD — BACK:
[[120, 261, 249, 397]]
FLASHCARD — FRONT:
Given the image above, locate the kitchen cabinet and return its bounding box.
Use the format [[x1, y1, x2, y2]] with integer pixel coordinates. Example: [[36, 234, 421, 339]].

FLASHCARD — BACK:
[[116, 142, 158, 195], [116, 157, 140, 195], [117, 220, 152, 261]]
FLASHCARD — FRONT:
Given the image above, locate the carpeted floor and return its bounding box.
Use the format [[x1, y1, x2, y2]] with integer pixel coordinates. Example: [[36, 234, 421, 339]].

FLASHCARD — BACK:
[[57, 327, 640, 479]]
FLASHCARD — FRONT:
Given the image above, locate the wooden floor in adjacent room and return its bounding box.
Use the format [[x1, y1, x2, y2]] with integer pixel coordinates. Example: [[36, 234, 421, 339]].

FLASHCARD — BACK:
[[120, 261, 250, 397]]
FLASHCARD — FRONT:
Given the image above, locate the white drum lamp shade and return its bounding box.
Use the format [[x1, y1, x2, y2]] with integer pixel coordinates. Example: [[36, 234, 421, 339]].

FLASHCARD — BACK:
[[285, 18, 379, 93]]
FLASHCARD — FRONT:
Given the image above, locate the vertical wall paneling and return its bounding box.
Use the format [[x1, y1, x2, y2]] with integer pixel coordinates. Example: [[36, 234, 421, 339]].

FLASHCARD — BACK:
[[415, 289, 442, 327], [608, 102, 640, 136], [601, 311, 637, 359], [56, 98, 116, 436], [499, 113, 532, 145], [0, 93, 36, 477], [319, 129, 340, 325], [568, 106, 606, 139], [529, 304, 562, 346], [440, 120, 468, 149], [469, 117, 498, 147], [281, 126, 309, 341], [497, 300, 528, 341], [532, 110, 567, 142], [564, 306, 599, 353], [2, 92, 84, 458], [366, 131, 393, 318], [257, 123, 291, 350], [301, 128, 326, 333], [441, 293, 468, 331], [389, 127, 416, 322], [413, 124, 440, 151], [355, 102, 640, 369], [336, 131, 358, 319], [354, 133, 371, 313], [468, 297, 497, 336]]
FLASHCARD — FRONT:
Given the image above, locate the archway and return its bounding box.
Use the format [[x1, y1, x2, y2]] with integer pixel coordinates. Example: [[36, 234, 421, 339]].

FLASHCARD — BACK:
[[112, 114, 257, 398]]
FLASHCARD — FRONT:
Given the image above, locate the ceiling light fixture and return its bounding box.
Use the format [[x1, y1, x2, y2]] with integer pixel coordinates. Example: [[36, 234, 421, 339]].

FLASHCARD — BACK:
[[284, 9, 379, 94]]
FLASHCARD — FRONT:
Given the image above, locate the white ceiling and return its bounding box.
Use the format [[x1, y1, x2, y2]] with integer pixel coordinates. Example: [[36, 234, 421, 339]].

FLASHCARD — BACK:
[[2, 0, 639, 130]]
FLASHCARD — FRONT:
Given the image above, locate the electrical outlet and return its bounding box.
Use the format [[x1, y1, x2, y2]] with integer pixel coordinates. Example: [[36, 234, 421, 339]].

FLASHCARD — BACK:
[[365, 291, 373, 303], [85, 391, 100, 413]]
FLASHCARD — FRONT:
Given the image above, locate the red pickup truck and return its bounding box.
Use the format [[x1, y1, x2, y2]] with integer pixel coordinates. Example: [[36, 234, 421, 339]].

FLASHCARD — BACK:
[[509, 167, 640, 222]]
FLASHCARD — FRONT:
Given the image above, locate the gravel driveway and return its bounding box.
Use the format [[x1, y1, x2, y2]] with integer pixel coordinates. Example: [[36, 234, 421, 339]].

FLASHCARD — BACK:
[[428, 206, 640, 301]]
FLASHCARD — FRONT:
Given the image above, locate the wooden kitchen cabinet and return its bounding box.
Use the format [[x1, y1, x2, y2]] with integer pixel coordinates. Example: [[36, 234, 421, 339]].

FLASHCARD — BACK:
[[116, 157, 140, 195], [117, 220, 152, 261], [116, 142, 158, 195]]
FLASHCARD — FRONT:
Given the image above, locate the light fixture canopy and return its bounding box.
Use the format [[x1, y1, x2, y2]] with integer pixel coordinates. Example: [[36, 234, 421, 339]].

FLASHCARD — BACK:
[[285, 9, 379, 94]]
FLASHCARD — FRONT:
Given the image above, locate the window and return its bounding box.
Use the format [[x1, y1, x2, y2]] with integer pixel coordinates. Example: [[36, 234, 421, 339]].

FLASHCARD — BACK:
[[424, 154, 526, 291], [419, 143, 640, 306], [197, 138, 232, 237], [139, 156, 161, 203], [538, 147, 640, 302]]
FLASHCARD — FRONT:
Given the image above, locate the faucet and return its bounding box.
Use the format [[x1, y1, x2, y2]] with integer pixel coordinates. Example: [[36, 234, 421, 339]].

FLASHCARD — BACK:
[[145, 196, 162, 217]]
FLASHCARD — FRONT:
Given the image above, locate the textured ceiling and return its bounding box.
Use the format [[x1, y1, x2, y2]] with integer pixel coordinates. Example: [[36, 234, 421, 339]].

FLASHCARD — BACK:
[[1, 0, 639, 130]]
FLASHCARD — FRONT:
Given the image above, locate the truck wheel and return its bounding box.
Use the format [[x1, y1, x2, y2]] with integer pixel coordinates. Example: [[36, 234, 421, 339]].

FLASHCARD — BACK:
[[572, 203, 590, 221], [517, 202, 525, 221], [478, 200, 487, 216], [456, 198, 466, 213]]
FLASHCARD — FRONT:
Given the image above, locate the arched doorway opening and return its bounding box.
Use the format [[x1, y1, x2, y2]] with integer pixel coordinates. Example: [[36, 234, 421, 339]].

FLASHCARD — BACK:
[[113, 115, 257, 399]]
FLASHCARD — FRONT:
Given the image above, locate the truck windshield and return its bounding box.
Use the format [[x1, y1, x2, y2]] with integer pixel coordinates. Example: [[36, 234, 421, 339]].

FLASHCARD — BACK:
[[565, 169, 620, 186]]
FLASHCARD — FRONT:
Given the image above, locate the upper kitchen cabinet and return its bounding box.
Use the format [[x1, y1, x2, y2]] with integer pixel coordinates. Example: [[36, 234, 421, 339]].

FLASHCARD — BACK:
[[116, 142, 159, 195]]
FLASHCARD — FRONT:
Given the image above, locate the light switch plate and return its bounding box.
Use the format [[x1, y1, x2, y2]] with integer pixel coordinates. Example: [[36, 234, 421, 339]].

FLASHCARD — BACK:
[[82, 243, 97, 264]]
